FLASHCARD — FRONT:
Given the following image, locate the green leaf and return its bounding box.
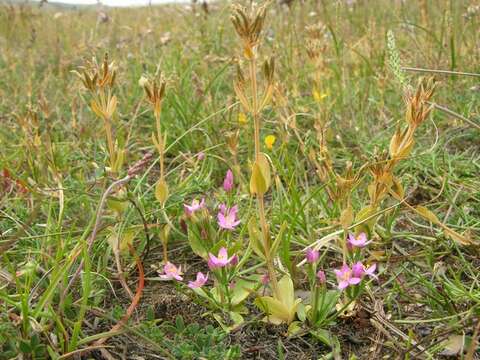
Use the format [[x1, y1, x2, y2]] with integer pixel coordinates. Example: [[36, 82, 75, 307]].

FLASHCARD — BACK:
[[229, 311, 244, 327], [155, 179, 169, 205], [106, 197, 128, 215], [315, 290, 340, 324], [287, 321, 303, 336], [255, 296, 288, 324], [248, 217, 265, 259], [19, 340, 31, 353], [256, 275, 302, 325], [296, 302, 307, 322], [175, 316, 185, 331], [270, 221, 287, 258], [310, 328, 334, 347], [250, 153, 271, 196], [187, 228, 207, 258], [277, 275, 295, 309], [230, 278, 256, 306]]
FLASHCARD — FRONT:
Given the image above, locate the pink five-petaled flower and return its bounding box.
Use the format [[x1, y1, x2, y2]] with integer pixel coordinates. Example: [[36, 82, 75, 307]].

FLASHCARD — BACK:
[[223, 169, 234, 192], [334, 264, 361, 290], [184, 198, 205, 216], [188, 272, 208, 289], [352, 261, 377, 279], [347, 232, 371, 248], [159, 262, 183, 281], [217, 204, 240, 230], [208, 247, 237, 269], [305, 248, 320, 263]]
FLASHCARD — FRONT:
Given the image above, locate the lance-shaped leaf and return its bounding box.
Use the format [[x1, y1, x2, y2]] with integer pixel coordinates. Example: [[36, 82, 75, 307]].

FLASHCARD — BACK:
[[90, 99, 105, 119], [269, 221, 287, 258], [248, 217, 265, 259], [105, 95, 117, 119], [416, 206, 474, 246], [233, 80, 251, 112]]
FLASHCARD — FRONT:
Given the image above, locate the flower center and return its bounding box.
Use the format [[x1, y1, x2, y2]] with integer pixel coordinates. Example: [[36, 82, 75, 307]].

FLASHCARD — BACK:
[[341, 270, 351, 281]]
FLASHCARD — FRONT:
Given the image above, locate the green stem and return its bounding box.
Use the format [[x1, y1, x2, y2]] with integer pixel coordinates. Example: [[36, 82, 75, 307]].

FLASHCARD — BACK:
[[249, 51, 279, 298], [311, 285, 319, 324]]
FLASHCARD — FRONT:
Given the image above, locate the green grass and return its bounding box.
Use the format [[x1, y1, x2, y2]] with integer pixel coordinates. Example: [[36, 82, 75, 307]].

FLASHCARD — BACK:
[[0, 0, 479, 358]]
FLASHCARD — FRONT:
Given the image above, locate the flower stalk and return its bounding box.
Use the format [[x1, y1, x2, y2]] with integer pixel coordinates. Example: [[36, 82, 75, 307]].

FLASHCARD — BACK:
[[231, 3, 279, 298], [142, 74, 171, 263]]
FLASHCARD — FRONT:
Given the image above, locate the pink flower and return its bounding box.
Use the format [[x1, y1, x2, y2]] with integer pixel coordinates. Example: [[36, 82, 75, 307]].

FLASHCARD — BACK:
[[352, 261, 377, 279], [184, 198, 205, 216], [364, 263, 377, 277], [208, 247, 237, 269], [351, 261, 365, 278], [347, 232, 371, 248], [305, 248, 320, 263], [334, 264, 361, 290], [316, 270, 326, 285], [229, 254, 239, 266], [217, 204, 240, 230], [223, 169, 234, 192], [158, 262, 183, 281], [196, 152, 205, 160], [188, 272, 208, 289]]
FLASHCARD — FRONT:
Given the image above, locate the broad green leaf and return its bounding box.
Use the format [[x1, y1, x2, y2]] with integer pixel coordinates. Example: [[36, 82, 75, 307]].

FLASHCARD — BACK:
[[249, 153, 271, 196], [229, 311, 244, 327], [250, 162, 267, 196], [231, 278, 256, 306], [255, 296, 289, 322], [277, 275, 295, 309], [187, 229, 207, 258]]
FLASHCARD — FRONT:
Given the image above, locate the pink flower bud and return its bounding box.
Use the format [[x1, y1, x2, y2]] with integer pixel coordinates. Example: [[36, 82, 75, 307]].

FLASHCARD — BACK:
[[223, 169, 234, 192], [305, 248, 320, 263]]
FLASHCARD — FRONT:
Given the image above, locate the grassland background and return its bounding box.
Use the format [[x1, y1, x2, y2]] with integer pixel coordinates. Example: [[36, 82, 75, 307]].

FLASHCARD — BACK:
[[0, 0, 479, 358]]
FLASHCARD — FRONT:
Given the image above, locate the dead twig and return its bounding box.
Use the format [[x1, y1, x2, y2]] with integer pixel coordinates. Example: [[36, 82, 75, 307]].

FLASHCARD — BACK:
[[402, 66, 480, 78], [429, 101, 480, 131]]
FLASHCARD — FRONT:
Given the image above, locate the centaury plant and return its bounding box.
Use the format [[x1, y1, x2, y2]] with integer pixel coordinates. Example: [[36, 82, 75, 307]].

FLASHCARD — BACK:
[[141, 73, 173, 263], [231, 3, 301, 324]]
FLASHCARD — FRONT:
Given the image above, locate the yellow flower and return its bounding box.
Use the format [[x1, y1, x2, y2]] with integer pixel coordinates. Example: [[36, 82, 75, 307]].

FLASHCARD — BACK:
[[264, 135, 276, 150], [238, 112, 248, 125], [312, 87, 328, 102]]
